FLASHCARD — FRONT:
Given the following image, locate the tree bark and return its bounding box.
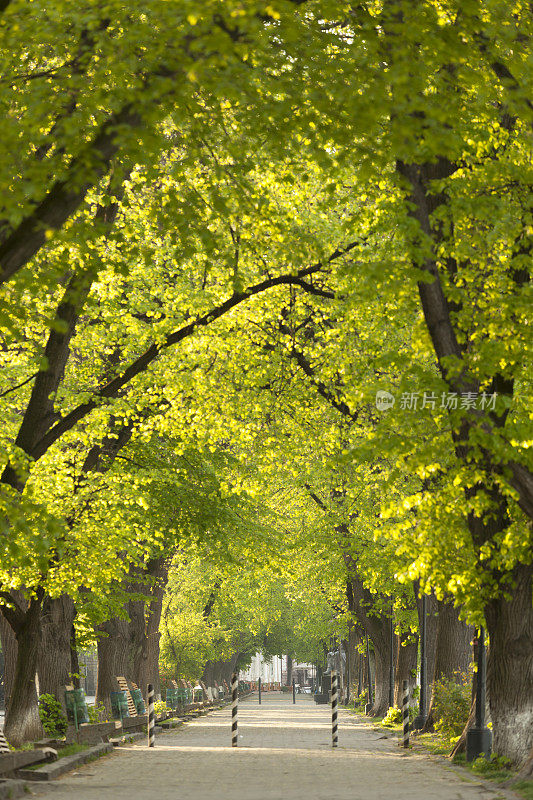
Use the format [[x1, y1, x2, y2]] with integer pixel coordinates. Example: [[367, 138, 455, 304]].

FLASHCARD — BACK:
[[506, 745, 533, 782], [346, 622, 361, 699], [485, 563, 533, 765], [95, 617, 130, 714], [371, 640, 391, 716], [130, 558, 168, 695], [0, 596, 22, 711], [3, 597, 43, 746], [38, 595, 77, 705], [203, 656, 237, 688], [70, 626, 81, 689]]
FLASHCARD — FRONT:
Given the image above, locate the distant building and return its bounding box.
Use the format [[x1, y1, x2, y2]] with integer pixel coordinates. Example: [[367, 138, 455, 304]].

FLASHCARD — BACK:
[[239, 653, 283, 683]]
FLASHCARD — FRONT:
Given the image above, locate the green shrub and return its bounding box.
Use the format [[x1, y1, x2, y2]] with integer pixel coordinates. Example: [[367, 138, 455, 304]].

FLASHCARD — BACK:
[[432, 674, 470, 737], [38, 694, 68, 737], [381, 706, 402, 727], [87, 702, 108, 724], [153, 700, 171, 717], [471, 753, 512, 779], [381, 704, 416, 724]]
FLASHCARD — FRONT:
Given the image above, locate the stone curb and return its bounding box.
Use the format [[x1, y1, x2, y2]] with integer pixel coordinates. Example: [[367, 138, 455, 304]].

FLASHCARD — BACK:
[[0, 777, 33, 799], [17, 742, 113, 782]]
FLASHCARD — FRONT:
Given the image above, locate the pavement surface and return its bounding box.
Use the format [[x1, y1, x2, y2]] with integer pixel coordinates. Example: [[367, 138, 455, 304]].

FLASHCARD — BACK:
[[32, 693, 506, 800]]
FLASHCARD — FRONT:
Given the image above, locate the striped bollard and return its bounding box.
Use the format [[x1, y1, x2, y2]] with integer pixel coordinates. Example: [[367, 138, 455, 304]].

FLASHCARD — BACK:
[[402, 680, 409, 748], [147, 683, 155, 747], [331, 669, 338, 748], [258, 677, 262, 704], [231, 672, 238, 747]]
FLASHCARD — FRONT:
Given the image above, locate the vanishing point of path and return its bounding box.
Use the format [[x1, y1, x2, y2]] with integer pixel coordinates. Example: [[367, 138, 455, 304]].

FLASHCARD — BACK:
[[37, 693, 504, 800]]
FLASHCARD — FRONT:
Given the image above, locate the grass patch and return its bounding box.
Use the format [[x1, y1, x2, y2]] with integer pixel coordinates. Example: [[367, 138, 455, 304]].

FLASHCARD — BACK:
[[470, 756, 513, 783], [23, 743, 89, 770], [57, 743, 89, 758], [513, 780, 533, 800], [415, 731, 457, 757], [414, 730, 533, 798]]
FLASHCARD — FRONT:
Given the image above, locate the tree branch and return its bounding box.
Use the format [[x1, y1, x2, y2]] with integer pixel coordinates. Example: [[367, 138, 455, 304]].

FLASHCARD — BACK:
[[281, 332, 358, 421], [26, 243, 357, 463], [0, 591, 26, 633], [0, 371, 38, 400], [1, 185, 125, 491], [0, 105, 139, 287]]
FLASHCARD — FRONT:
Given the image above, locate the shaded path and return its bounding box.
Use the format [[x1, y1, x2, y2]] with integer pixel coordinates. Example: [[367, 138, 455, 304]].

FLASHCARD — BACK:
[[37, 693, 504, 799]]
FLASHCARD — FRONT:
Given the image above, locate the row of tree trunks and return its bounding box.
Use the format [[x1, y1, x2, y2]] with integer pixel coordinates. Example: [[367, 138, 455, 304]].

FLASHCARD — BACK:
[[0, 559, 168, 738], [202, 654, 240, 688], [422, 599, 474, 732], [0, 593, 77, 743], [95, 557, 168, 711], [345, 575, 393, 716], [415, 588, 438, 702], [344, 571, 475, 726]]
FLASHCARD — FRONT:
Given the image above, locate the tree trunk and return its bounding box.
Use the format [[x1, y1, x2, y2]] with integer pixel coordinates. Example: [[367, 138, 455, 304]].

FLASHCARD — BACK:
[[223, 652, 240, 685], [371, 641, 391, 717], [38, 595, 77, 704], [3, 597, 43, 746], [347, 622, 362, 699], [0, 608, 19, 712], [203, 656, 237, 688], [394, 633, 418, 707], [422, 599, 474, 731], [202, 660, 215, 687], [129, 558, 168, 695], [485, 562, 533, 765], [346, 576, 392, 716], [286, 654, 293, 685], [95, 617, 130, 714], [505, 746, 533, 782], [96, 558, 169, 707]]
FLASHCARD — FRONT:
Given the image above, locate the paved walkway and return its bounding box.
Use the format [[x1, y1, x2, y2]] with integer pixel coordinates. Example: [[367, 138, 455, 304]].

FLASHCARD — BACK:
[[36, 694, 503, 800]]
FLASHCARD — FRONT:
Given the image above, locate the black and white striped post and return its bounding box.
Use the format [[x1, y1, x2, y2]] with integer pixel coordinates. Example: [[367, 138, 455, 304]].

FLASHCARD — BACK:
[[292, 678, 296, 704], [402, 680, 409, 748], [231, 672, 238, 747], [258, 677, 262, 704], [331, 669, 338, 748], [147, 683, 155, 747]]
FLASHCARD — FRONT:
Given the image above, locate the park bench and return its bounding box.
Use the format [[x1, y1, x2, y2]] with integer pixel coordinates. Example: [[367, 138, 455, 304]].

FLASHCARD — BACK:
[[114, 678, 148, 732], [116, 676, 139, 717]]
